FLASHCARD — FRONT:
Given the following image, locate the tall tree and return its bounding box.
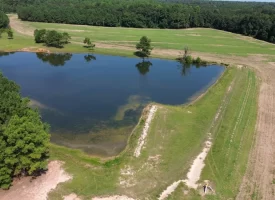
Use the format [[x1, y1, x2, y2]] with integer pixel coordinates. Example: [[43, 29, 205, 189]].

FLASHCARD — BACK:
[[0, 12, 9, 29], [135, 36, 153, 59], [0, 73, 50, 189]]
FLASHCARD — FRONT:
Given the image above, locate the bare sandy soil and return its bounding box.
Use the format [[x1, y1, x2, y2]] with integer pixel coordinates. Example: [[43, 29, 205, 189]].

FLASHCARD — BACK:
[[92, 196, 134, 200], [8, 15, 275, 199], [134, 105, 157, 157], [8, 15, 34, 36], [0, 161, 71, 200]]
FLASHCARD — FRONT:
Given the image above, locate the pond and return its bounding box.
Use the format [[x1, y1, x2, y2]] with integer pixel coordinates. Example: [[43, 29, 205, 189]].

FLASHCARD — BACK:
[[0, 52, 224, 156]]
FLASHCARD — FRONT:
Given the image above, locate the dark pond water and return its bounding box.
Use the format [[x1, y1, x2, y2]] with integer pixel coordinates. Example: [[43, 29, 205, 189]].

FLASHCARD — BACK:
[[0, 52, 224, 156]]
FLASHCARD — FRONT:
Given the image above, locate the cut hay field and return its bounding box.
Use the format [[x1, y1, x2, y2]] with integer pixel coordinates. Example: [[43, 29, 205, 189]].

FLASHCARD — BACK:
[[2, 14, 275, 58]]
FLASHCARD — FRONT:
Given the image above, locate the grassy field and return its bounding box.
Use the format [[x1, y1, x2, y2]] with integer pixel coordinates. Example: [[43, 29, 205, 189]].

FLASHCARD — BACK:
[[167, 68, 258, 199], [22, 21, 275, 55], [0, 15, 261, 199], [45, 67, 257, 199], [1, 14, 275, 58]]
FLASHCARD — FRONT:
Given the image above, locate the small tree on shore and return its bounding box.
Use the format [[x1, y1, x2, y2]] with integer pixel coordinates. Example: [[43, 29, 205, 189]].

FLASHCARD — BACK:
[[34, 29, 46, 43], [7, 29, 13, 39], [83, 37, 95, 50], [135, 36, 153, 59], [34, 29, 70, 48]]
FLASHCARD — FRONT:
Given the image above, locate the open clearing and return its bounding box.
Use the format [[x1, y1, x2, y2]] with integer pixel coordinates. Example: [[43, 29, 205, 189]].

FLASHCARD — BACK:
[[1, 14, 275, 200], [4, 14, 275, 57]]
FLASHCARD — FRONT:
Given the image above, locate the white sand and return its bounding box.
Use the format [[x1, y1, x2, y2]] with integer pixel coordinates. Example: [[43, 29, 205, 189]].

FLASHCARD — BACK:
[[158, 180, 182, 200], [92, 195, 135, 200], [158, 141, 212, 199], [64, 193, 81, 200], [134, 105, 158, 157], [183, 141, 212, 188], [0, 161, 71, 200]]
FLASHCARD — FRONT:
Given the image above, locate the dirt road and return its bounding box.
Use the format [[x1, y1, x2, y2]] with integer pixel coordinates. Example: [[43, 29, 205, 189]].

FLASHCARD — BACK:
[[8, 15, 275, 199]]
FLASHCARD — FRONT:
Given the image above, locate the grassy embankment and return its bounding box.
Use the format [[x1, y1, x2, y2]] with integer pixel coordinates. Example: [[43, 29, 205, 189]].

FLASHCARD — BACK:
[[46, 67, 257, 200], [167, 68, 257, 199]]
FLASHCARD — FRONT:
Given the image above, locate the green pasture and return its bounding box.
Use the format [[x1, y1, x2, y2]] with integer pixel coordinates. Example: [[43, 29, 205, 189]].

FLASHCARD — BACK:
[[1, 15, 275, 57], [26, 22, 275, 55]]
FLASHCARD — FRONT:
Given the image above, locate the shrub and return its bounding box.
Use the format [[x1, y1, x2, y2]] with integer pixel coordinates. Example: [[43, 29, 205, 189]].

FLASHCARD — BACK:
[[34, 29, 70, 48], [184, 55, 193, 64]]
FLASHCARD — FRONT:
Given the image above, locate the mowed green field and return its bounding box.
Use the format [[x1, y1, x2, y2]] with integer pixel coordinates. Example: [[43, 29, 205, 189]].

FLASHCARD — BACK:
[[2, 14, 275, 57], [47, 67, 257, 199], [168, 68, 257, 199], [26, 21, 275, 55]]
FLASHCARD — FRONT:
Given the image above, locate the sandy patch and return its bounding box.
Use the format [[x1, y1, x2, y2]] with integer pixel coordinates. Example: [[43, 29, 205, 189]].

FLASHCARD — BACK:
[[158, 180, 182, 200], [20, 47, 50, 53], [183, 141, 212, 188], [268, 62, 275, 67], [8, 15, 34, 36], [0, 161, 71, 200], [64, 193, 81, 200], [237, 64, 244, 69], [134, 105, 158, 157], [158, 141, 212, 200], [92, 195, 135, 200]]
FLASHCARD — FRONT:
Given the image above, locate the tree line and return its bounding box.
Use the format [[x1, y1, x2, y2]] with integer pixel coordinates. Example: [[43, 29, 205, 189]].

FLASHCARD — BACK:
[[0, 11, 9, 29], [0, 73, 50, 189], [0, 11, 14, 39], [0, 0, 274, 43]]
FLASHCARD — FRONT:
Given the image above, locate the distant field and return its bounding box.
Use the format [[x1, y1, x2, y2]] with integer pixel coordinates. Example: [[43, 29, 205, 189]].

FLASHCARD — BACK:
[[26, 21, 275, 55], [2, 14, 275, 57]]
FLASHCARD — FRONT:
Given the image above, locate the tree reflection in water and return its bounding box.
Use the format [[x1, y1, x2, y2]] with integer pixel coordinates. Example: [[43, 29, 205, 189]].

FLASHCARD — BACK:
[[84, 54, 96, 63], [136, 60, 153, 75], [36, 53, 72, 67]]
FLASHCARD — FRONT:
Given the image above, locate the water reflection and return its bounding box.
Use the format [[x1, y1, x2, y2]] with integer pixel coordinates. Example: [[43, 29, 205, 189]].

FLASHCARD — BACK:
[[178, 61, 191, 76], [136, 60, 153, 75], [36, 53, 72, 66], [0, 52, 15, 57], [84, 54, 96, 62]]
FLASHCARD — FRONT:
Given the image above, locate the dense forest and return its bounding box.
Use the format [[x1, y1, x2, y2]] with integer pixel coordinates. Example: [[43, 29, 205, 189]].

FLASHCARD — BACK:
[[0, 11, 9, 29], [0, 0, 275, 43], [0, 72, 50, 189]]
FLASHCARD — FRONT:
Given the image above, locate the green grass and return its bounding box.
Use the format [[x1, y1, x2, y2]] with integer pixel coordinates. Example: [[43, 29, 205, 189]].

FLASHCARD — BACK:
[[26, 22, 275, 55], [46, 67, 254, 199], [1, 15, 260, 199], [2, 14, 275, 57], [168, 68, 258, 199], [201, 69, 257, 200]]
